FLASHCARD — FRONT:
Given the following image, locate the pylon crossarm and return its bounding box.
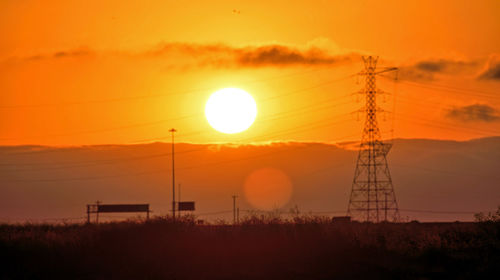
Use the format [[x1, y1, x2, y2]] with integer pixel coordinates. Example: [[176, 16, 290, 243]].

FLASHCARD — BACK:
[[374, 67, 398, 75]]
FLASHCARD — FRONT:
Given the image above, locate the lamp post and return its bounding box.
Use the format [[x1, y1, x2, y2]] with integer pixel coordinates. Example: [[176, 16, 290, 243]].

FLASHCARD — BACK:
[[169, 128, 177, 222]]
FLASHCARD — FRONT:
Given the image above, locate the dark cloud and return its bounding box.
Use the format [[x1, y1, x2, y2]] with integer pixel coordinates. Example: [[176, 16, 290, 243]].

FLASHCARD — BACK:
[[148, 42, 358, 68], [27, 47, 94, 60], [399, 59, 477, 81], [415, 61, 446, 72], [478, 61, 500, 80], [234, 45, 350, 66], [53, 48, 93, 58], [14, 42, 360, 70], [17, 42, 358, 68], [148, 42, 231, 56], [446, 104, 500, 122], [397, 68, 435, 81]]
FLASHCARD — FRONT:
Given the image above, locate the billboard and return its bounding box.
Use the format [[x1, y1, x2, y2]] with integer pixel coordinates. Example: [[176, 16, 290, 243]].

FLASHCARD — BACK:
[[178, 201, 195, 211], [97, 204, 149, 213]]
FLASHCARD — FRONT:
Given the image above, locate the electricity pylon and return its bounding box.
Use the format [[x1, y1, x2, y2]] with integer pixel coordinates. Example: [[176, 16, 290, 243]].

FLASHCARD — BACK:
[[347, 56, 400, 222]]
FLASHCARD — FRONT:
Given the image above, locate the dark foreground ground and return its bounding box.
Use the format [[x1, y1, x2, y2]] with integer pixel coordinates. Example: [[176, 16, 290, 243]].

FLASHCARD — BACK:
[[1, 216, 499, 280]]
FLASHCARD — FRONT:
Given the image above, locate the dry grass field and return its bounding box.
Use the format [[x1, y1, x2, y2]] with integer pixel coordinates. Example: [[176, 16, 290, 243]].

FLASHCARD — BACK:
[[1, 214, 499, 279]]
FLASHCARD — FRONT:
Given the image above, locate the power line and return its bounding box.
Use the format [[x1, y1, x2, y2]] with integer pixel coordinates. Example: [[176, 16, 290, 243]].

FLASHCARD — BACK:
[[0, 131, 359, 182], [0, 68, 334, 109], [399, 209, 479, 214], [391, 93, 500, 125], [2, 208, 487, 224], [392, 163, 500, 180], [0, 115, 197, 141], [234, 208, 484, 215], [0, 75, 354, 142], [5, 112, 496, 178], [3, 168, 172, 182], [0, 146, 202, 168], [0, 118, 353, 171], [0, 107, 355, 171], [380, 76, 500, 101], [196, 210, 233, 216], [260, 74, 355, 102], [127, 92, 353, 144], [395, 114, 500, 136]]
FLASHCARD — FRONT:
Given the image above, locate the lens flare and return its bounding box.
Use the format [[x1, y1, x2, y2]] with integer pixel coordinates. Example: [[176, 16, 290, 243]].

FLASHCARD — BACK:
[[244, 167, 293, 210]]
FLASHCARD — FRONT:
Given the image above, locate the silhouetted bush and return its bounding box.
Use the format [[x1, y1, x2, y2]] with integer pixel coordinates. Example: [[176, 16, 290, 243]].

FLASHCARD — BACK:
[[1, 215, 499, 279]]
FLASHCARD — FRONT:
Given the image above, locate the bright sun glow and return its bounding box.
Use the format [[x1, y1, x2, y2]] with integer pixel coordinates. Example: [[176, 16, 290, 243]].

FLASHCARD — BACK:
[[205, 88, 257, 134]]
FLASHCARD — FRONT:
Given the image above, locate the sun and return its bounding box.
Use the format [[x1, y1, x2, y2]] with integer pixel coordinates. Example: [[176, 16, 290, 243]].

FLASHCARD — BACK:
[[205, 88, 257, 134]]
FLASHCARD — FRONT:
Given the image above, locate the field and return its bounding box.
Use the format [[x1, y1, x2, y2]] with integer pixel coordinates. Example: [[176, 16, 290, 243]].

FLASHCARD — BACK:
[[1, 216, 499, 280]]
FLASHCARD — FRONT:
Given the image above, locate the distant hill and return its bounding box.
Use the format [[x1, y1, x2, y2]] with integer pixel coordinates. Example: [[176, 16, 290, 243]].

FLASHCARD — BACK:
[[1, 137, 499, 222]]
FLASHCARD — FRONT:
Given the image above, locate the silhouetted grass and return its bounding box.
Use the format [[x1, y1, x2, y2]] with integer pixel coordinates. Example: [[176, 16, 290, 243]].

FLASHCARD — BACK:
[[1, 216, 499, 279]]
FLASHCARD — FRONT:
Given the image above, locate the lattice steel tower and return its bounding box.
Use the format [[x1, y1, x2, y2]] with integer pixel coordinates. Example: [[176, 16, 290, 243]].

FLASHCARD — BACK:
[[347, 56, 400, 222]]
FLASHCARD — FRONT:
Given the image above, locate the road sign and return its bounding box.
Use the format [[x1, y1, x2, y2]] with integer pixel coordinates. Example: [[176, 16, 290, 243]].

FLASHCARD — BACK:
[[86, 203, 150, 223], [178, 201, 195, 211], [97, 204, 149, 213]]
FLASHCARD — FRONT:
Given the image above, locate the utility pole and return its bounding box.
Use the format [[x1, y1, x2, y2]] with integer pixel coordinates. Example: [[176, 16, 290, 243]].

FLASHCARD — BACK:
[[86, 205, 90, 224], [95, 200, 101, 224], [347, 56, 400, 223], [384, 192, 388, 222], [169, 128, 177, 222], [232, 195, 238, 224], [178, 183, 181, 219]]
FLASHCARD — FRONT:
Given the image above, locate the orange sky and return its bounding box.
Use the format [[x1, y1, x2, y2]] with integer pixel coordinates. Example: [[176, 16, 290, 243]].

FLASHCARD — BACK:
[[1, 0, 499, 146]]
